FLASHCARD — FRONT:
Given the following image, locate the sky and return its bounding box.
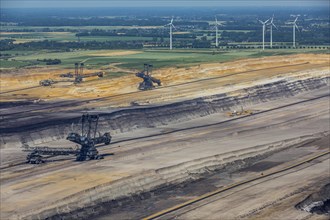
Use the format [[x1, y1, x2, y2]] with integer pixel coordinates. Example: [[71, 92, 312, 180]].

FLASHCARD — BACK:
[[1, 0, 329, 8]]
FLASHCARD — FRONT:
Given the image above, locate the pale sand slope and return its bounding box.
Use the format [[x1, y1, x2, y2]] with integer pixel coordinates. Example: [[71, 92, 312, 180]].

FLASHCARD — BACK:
[[0, 54, 329, 102]]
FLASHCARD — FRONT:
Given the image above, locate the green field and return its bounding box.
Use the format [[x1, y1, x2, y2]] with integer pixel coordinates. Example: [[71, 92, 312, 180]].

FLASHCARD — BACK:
[[0, 31, 153, 43], [2, 48, 328, 70], [0, 59, 32, 68], [1, 25, 162, 31], [0, 26, 252, 44]]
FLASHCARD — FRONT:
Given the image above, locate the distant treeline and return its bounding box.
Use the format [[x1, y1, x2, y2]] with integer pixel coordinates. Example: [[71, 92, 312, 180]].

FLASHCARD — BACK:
[[220, 30, 330, 45], [76, 29, 196, 39], [37, 58, 61, 65], [0, 39, 143, 51]]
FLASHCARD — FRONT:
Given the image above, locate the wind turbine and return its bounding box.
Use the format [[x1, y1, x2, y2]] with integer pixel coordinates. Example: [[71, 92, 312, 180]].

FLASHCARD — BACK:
[[214, 16, 221, 47], [291, 16, 299, 48], [268, 15, 277, 48], [258, 18, 270, 50], [165, 17, 175, 50]]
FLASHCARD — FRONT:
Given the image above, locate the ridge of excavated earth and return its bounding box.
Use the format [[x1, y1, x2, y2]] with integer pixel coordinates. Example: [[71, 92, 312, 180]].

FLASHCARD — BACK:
[[0, 75, 328, 148]]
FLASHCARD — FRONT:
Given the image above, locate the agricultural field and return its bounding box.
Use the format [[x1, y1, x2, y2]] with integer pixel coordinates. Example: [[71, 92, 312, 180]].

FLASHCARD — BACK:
[[1, 7, 328, 71], [1, 48, 328, 70], [0, 31, 154, 43]]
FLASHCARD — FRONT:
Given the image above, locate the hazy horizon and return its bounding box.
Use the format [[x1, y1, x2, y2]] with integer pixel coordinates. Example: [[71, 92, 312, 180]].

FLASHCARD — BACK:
[[1, 0, 328, 8]]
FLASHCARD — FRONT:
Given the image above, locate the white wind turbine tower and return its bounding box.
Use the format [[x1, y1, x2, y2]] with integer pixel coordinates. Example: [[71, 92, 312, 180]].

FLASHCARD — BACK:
[[214, 16, 221, 47], [268, 15, 277, 48], [291, 16, 299, 48], [165, 17, 175, 50], [258, 18, 270, 50]]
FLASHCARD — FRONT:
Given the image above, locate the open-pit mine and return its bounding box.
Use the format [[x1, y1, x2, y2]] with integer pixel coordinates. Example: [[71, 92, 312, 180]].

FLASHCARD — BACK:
[[0, 53, 329, 220]]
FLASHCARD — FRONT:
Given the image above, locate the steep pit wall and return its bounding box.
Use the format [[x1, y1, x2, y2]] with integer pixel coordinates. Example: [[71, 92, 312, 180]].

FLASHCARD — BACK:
[[99, 77, 329, 133], [0, 76, 328, 149], [18, 132, 328, 220]]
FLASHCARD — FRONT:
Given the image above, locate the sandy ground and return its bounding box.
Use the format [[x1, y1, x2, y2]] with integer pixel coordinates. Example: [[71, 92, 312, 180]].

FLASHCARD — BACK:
[[0, 53, 329, 103], [0, 88, 329, 219]]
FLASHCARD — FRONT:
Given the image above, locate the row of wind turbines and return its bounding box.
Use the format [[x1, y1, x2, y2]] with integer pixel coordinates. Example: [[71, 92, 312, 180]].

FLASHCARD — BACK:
[[164, 16, 300, 50], [258, 16, 299, 50]]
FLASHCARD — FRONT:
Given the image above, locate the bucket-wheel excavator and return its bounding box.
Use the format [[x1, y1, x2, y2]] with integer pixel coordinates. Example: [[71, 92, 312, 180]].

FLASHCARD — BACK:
[[136, 64, 161, 90], [73, 63, 104, 84], [23, 114, 111, 164], [39, 63, 104, 86]]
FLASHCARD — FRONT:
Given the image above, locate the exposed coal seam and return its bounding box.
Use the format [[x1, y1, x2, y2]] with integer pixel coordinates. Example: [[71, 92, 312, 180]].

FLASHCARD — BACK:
[[0, 77, 328, 136], [296, 183, 330, 215]]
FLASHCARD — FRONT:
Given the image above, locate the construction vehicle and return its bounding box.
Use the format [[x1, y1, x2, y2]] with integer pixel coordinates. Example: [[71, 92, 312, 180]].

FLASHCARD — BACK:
[[227, 106, 253, 117], [23, 113, 112, 163], [136, 64, 161, 90], [60, 72, 74, 78], [39, 79, 55, 86]]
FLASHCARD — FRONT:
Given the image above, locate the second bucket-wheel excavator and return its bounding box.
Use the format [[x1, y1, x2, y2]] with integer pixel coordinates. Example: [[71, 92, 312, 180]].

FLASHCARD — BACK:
[[136, 63, 161, 90], [39, 63, 104, 86]]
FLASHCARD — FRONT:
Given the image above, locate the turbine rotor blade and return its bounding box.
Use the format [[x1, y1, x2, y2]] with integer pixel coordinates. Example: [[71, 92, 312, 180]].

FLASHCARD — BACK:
[[272, 23, 278, 30], [294, 16, 298, 23]]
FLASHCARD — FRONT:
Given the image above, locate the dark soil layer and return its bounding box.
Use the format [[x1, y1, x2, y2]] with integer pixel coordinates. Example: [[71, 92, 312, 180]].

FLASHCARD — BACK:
[[1, 77, 328, 148], [296, 183, 330, 215]]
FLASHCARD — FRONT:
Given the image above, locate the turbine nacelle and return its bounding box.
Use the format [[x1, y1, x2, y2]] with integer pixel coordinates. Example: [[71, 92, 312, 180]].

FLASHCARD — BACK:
[[165, 17, 175, 28], [215, 16, 221, 26], [258, 18, 270, 25], [289, 16, 300, 31], [212, 16, 221, 30], [267, 15, 278, 30]]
